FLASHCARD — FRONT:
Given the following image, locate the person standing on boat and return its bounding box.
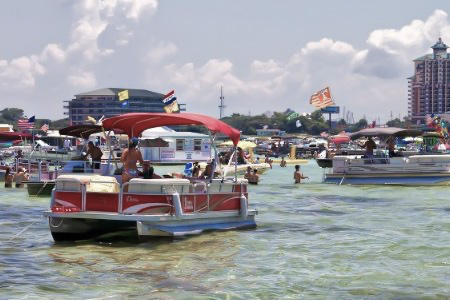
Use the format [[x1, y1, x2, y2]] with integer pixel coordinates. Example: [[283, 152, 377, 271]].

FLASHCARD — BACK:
[[387, 137, 397, 157], [63, 139, 71, 151], [360, 136, 376, 157], [121, 138, 146, 187], [237, 147, 246, 164], [81, 141, 103, 169], [294, 165, 308, 184]]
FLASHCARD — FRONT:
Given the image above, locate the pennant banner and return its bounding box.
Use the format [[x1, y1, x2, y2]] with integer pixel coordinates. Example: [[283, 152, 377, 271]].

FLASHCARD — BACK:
[[310, 87, 334, 109]]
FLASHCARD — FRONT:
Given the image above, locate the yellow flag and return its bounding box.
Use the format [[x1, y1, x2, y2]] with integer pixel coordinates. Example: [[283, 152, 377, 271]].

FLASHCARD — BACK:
[[118, 90, 129, 102], [86, 116, 97, 124]]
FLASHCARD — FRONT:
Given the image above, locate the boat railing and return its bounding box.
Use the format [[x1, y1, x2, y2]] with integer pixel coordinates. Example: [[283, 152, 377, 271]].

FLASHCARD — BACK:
[[344, 157, 391, 165], [54, 177, 246, 215]]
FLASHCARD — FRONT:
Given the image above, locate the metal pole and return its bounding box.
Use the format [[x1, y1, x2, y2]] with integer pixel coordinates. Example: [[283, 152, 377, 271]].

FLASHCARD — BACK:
[[329, 113, 332, 134], [234, 146, 238, 182]]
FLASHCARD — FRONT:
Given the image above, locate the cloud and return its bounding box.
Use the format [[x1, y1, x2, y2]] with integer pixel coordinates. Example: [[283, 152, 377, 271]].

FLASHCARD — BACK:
[[67, 70, 97, 88], [1, 4, 450, 122], [145, 10, 450, 121], [0, 56, 46, 88], [145, 41, 178, 63]]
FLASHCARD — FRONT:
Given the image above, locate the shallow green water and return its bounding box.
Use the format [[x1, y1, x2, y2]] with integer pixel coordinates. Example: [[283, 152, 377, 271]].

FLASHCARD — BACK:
[[1, 161, 449, 299]]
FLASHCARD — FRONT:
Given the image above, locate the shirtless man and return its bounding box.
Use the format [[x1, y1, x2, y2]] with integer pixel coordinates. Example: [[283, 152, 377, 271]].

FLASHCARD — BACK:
[[244, 166, 253, 180], [82, 141, 103, 169], [360, 137, 376, 157], [249, 168, 260, 185], [294, 165, 308, 184], [387, 137, 396, 157], [121, 138, 145, 189]]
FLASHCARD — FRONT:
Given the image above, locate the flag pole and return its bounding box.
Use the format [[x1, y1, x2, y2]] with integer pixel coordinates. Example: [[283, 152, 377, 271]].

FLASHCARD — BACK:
[[329, 112, 332, 134]]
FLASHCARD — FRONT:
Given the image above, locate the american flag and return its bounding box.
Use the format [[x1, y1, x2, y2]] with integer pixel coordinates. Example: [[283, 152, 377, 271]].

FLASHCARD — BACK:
[[310, 87, 334, 109], [17, 116, 35, 131], [40, 124, 49, 132]]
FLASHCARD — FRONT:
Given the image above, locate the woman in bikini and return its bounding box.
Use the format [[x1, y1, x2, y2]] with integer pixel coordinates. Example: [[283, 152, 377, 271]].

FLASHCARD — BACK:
[[121, 138, 145, 190]]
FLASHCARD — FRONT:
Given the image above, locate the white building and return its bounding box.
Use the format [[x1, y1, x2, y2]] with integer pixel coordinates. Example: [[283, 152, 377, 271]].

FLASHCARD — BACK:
[[140, 127, 211, 164]]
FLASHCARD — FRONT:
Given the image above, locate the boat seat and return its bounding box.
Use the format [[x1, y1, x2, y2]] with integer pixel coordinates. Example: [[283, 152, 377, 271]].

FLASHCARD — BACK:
[[87, 175, 119, 193], [207, 179, 238, 193], [192, 181, 207, 193], [128, 178, 191, 194], [55, 174, 119, 193], [56, 174, 93, 192]]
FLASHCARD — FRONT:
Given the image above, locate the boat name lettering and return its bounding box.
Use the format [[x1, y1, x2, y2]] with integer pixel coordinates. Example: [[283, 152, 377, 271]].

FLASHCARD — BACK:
[[126, 196, 139, 202]]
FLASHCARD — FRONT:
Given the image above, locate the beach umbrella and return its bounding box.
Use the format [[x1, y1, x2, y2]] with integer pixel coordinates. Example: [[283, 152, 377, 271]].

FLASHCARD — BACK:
[[219, 140, 257, 150]]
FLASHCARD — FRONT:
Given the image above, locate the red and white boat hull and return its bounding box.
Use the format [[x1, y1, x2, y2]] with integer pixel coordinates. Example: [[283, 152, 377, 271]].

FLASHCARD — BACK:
[[46, 176, 256, 242]]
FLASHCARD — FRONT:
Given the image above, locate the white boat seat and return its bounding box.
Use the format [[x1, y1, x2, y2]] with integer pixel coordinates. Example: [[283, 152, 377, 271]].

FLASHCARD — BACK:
[[128, 178, 191, 194], [207, 179, 238, 193], [56, 174, 94, 192], [192, 181, 207, 193], [55, 174, 119, 193]]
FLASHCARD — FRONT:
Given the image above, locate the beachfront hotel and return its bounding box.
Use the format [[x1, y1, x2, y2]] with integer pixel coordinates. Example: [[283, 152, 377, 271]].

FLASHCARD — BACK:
[[64, 88, 185, 125], [408, 38, 450, 124]]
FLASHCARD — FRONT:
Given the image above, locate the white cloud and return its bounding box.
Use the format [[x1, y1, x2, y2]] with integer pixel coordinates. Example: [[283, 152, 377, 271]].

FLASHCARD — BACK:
[[251, 59, 283, 75], [67, 70, 97, 88], [145, 41, 178, 63], [0, 56, 46, 88], [40, 44, 66, 63], [1, 4, 450, 122]]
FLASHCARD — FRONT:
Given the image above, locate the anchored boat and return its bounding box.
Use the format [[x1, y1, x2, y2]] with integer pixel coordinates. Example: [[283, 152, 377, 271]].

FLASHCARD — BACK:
[[45, 113, 257, 242], [323, 127, 450, 185]]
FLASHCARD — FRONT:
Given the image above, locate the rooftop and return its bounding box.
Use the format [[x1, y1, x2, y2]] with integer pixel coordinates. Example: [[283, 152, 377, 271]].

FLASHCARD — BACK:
[[75, 88, 164, 98], [431, 37, 448, 50]]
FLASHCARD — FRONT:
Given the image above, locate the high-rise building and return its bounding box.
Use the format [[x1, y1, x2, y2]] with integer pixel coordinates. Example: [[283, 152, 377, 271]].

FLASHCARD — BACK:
[[64, 88, 185, 125], [408, 38, 450, 124]]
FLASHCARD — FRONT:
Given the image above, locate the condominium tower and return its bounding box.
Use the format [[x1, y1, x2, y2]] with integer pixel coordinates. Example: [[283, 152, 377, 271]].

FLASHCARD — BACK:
[[408, 38, 450, 124]]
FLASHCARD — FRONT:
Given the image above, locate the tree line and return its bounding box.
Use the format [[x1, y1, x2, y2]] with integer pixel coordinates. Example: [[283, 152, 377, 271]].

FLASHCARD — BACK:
[[221, 109, 412, 135], [0, 108, 69, 130]]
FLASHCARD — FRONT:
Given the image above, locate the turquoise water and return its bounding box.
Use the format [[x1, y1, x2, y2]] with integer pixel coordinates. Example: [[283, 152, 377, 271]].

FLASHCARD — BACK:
[[1, 161, 449, 299]]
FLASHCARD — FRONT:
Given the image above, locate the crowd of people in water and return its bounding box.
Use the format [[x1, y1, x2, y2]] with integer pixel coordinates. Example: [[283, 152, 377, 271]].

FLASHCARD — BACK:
[[1, 149, 30, 188]]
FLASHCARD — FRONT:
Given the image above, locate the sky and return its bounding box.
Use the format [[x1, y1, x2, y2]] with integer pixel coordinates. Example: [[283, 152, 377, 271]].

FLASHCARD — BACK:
[[2, 0, 450, 123]]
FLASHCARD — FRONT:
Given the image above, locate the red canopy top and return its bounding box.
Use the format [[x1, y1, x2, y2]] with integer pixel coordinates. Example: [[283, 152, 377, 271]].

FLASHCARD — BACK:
[[102, 113, 241, 146], [0, 131, 34, 141]]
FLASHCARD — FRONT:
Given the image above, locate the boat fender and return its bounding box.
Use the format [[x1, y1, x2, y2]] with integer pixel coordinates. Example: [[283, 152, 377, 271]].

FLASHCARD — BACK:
[[240, 195, 248, 219], [172, 193, 183, 218]]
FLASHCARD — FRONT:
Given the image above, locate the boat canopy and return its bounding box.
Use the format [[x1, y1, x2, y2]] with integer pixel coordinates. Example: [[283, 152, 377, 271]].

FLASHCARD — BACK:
[[350, 127, 422, 140], [0, 131, 34, 141], [102, 113, 241, 146], [59, 125, 106, 139]]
